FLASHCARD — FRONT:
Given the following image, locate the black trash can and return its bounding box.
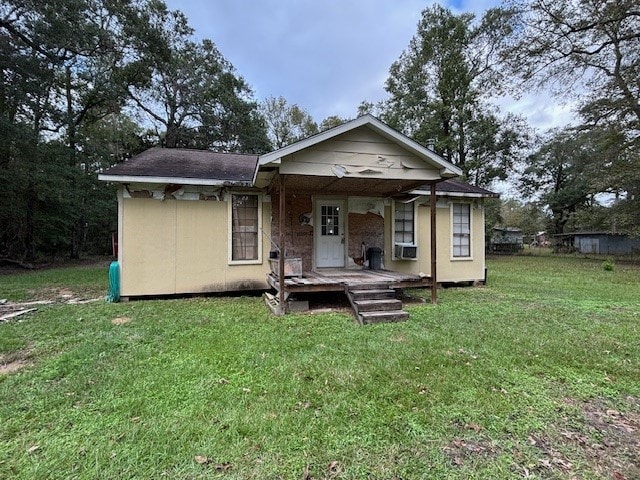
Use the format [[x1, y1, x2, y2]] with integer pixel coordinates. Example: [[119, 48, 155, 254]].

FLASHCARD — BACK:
[[367, 247, 382, 270]]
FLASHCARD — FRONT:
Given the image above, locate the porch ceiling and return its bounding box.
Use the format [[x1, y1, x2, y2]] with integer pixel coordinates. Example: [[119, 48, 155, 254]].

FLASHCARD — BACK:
[[274, 174, 429, 197]]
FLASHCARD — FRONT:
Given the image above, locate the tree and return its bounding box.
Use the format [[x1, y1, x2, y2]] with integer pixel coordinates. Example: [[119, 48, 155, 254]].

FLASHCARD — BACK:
[[504, 0, 640, 233], [499, 199, 548, 237], [319, 115, 349, 131], [504, 0, 639, 133], [259, 96, 319, 149], [126, 5, 269, 153], [0, 0, 142, 259], [383, 4, 528, 186], [519, 129, 595, 234]]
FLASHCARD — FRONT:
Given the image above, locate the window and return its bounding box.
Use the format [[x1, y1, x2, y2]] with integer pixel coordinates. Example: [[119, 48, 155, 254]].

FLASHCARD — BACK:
[[320, 205, 340, 236], [230, 194, 260, 262], [394, 201, 415, 244], [452, 203, 471, 258]]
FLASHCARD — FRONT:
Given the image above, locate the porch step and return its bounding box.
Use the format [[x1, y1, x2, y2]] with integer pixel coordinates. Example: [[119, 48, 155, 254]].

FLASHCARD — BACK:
[[346, 288, 409, 324], [354, 299, 403, 312], [350, 289, 397, 301], [360, 310, 409, 324]]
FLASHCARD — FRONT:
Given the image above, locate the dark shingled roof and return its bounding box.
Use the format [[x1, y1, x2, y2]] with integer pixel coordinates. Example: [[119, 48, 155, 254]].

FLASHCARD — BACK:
[[435, 179, 499, 197], [102, 147, 258, 184]]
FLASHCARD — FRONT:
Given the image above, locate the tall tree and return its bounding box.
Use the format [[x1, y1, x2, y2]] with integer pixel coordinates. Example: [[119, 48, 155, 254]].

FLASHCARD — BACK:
[[126, 4, 269, 153], [504, 0, 640, 233], [504, 0, 639, 133], [519, 129, 595, 234], [383, 4, 528, 186], [259, 96, 319, 149]]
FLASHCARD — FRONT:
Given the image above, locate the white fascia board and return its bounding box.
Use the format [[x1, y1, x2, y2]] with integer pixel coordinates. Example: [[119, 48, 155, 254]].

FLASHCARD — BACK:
[[98, 174, 253, 187], [410, 189, 487, 198]]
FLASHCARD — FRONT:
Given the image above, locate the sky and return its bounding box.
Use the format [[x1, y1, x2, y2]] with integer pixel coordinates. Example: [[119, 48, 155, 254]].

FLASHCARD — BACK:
[[164, 0, 576, 132]]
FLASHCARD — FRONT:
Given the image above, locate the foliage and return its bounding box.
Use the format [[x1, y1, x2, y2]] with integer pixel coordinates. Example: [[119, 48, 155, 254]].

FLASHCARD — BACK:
[[504, 0, 640, 234], [0, 0, 269, 261], [499, 199, 548, 236], [383, 4, 530, 186], [126, 4, 270, 153], [1, 256, 640, 478], [519, 129, 597, 234], [602, 257, 615, 271], [259, 96, 319, 149]]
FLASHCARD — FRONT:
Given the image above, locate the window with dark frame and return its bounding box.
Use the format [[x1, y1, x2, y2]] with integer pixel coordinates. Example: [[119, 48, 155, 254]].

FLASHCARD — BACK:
[[320, 205, 340, 236], [452, 203, 471, 257], [394, 201, 414, 244], [231, 194, 259, 261]]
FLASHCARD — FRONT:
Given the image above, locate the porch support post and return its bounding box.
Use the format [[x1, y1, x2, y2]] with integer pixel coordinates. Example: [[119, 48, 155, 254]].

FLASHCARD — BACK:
[[430, 182, 437, 304], [278, 175, 287, 313]]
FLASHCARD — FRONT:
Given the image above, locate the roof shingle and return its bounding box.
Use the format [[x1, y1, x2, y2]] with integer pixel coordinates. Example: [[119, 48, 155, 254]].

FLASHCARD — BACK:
[[101, 147, 258, 185]]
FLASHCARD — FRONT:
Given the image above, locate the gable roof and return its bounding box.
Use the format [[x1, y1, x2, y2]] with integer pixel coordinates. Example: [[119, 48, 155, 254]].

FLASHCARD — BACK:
[[258, 114, 462, 178], [98, 147, 258, 186]]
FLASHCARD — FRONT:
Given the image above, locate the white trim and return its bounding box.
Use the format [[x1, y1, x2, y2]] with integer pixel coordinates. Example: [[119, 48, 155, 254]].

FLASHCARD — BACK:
[[98, 174, 253, 187], [391, 199, 418, 261], [450, 202, 473, 261], [258, 114, 462, 177], [411, 189, 490, 198], [227, 192, 263, 265]]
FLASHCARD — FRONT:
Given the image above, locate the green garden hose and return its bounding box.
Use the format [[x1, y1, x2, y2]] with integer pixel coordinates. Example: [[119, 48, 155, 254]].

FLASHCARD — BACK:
[[105, 261, 120, 302]]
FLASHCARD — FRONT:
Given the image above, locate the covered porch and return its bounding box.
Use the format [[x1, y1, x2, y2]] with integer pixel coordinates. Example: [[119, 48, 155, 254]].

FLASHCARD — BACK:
[[256, 115, 463, 318]]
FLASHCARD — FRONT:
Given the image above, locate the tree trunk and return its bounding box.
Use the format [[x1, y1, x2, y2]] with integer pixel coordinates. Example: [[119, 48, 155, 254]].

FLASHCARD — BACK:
[[165, 123, 179, 148]]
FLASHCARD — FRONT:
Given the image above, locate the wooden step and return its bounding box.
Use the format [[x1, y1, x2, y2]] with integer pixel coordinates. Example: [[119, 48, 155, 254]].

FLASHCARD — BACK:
[[349, 289, 396, 301], [360, 310, 409, 324], [354, 299, 402, 312]]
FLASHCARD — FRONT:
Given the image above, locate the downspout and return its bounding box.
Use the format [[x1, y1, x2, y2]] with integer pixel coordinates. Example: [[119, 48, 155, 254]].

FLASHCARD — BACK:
[[430, 182, 437, 304]]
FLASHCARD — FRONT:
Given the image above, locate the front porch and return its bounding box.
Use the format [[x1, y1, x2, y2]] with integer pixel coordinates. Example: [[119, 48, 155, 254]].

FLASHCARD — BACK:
[[265, 268, 431, 323], [266, 268, 431, 294]]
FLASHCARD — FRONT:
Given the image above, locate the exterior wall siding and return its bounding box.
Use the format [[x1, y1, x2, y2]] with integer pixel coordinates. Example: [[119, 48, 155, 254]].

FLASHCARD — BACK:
[[119, 188, 271, 297], [384, 200, 486, 283]]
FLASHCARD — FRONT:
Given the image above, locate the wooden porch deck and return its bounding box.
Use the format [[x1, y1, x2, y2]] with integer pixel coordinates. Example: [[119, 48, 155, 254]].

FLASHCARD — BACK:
[[266, 268, 431, 294]]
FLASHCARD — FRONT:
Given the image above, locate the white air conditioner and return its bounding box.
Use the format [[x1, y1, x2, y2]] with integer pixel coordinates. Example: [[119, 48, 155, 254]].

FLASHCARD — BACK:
[[394, 243, 417, 259]]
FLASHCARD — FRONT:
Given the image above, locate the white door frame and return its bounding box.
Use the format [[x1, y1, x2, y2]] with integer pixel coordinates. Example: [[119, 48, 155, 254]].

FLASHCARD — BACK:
[[313, 197, 347, 269]]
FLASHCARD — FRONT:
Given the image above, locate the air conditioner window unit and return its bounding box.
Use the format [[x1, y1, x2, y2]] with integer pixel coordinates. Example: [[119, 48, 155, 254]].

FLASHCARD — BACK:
[[394, 242, 417, 259]]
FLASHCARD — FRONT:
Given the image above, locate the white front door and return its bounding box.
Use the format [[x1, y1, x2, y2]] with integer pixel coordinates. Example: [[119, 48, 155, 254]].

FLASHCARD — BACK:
[[315, 200, 345, 268]]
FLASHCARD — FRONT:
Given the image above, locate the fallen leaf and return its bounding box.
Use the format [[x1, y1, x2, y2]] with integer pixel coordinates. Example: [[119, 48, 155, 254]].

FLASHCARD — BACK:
[[27, 445, 40, 454], [327, 460, 341, 475], [195, 455, 210, 465], [111, 316, 131, 325], [465, 422, 482, 432]]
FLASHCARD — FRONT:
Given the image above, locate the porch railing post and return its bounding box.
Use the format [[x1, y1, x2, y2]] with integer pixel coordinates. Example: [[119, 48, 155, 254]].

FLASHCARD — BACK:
[[278, 175, 286, 313], [430, 182, 437, 304]]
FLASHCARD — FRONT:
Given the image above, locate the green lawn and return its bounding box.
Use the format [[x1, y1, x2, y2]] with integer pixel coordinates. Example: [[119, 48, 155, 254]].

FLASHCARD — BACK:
[[1, 256, 639, 479]]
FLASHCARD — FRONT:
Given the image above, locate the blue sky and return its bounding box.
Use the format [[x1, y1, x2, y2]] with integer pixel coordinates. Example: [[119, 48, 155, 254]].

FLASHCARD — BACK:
[[164, 0, 574, 131]]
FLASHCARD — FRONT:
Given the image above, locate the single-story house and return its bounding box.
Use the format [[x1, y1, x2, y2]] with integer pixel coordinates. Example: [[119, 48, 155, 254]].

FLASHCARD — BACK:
[[99, 115, 497, 321], [555, 232, 640, 255]]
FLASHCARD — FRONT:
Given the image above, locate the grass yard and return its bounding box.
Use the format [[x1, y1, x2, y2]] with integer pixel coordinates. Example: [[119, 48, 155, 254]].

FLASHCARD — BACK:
[[1, 256, 639, 479]]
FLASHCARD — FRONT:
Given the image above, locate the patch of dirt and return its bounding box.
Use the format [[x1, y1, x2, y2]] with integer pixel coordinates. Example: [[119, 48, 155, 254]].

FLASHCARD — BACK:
[[443, 435, 500, 467], [0, 349, 32, 375], [111, 316, 131, 326], [27, 286, 101, 303], [580, 396, 640, 479], [521, 396, 640, 479]]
